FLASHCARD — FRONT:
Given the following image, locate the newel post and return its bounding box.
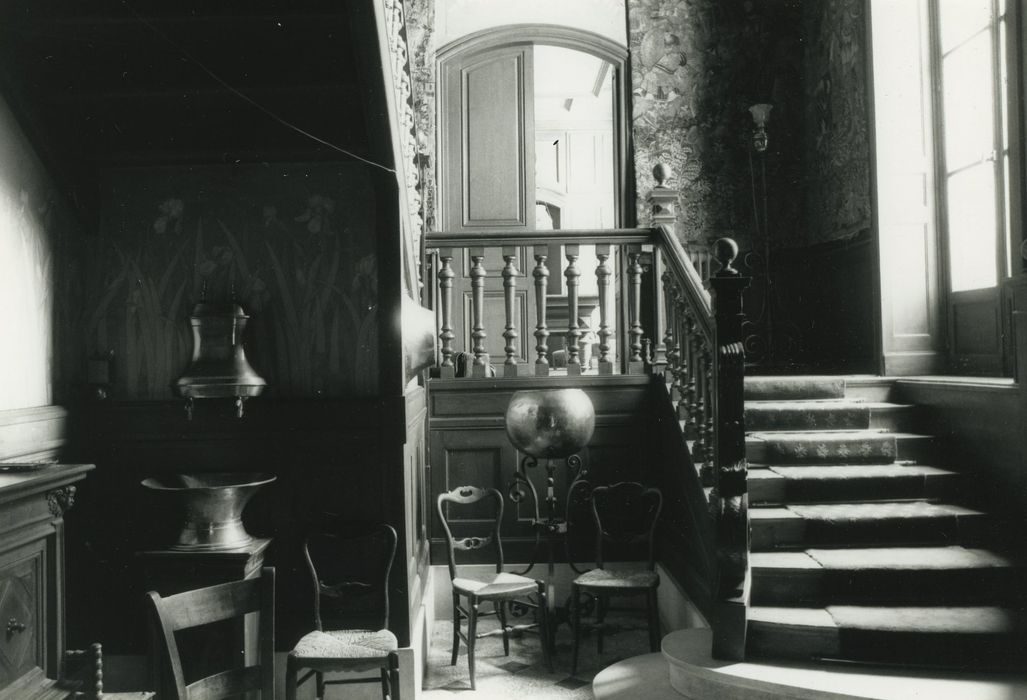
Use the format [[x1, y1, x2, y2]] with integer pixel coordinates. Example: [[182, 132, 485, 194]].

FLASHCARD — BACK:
[[648, 164, 677, 375], [709, 237, 751, 661]]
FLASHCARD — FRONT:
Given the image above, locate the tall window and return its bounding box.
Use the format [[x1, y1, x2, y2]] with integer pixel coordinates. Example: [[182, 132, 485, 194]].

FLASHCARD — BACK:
[[935, 0, 1013, 291]]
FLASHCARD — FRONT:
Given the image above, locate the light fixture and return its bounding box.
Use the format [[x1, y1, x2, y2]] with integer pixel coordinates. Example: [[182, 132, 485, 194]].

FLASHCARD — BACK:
[[749, 103, 773, 153]]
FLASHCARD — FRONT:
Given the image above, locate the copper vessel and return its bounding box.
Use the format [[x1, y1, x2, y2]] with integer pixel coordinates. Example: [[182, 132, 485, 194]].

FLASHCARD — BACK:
[[141, 472, 275, 550], [504, 389, 595, 459], [176, 302, 266, 400]]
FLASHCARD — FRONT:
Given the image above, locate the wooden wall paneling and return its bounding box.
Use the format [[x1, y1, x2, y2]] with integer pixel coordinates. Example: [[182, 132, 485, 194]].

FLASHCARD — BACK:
[[949, 288, 1003, 374]]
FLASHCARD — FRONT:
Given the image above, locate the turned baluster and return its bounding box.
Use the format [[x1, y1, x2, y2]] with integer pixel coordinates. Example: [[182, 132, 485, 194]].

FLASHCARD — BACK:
[[651, 247, 669, 374], [627, 245, 645, 372], [701, 347, 715, 484], [469, 247, 489, 376], [502, 247, 520, 376], [691, 333, 707, 462], [596, 244, 613, 375], [681, 308, 698, 432], [533, 247, 550, 376], [662, 274, 680, 397], [438, 249, 456, 378], [564, 244, 582, 374]]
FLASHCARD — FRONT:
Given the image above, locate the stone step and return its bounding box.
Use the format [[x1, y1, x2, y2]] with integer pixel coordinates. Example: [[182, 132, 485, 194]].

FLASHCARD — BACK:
[[746, 431, 933, 465], [749, 501, 990, 550], [747, 605, 1027, 669], [750, 546, 1023, 606], [748, 464, 959, 504], [745, 401, 914, 433]]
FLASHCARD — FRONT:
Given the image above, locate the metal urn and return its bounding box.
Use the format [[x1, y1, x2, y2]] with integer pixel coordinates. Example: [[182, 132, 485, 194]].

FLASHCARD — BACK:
[[141, 472, 276, 550], [504, 388, 596, 459], [176, 302, 266, 418]]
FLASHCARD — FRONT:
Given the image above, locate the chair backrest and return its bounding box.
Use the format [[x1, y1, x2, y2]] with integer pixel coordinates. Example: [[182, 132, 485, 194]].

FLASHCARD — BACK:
[[436, 485, 505, 579], [303, 523, 398, 632], [145, 567, 275, 700], [591, 482, 663, 570]]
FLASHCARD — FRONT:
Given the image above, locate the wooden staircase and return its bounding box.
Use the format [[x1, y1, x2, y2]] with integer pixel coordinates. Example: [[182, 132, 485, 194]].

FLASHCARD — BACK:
[[743, 375, 1027, 669]]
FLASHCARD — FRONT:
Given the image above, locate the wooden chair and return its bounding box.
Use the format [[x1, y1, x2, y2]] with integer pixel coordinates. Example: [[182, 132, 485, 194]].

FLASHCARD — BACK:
[[145, 567, 275, 700], [286, 523, 401, 700], [436, 486, 552, 690], [570, 482, 663, 676]]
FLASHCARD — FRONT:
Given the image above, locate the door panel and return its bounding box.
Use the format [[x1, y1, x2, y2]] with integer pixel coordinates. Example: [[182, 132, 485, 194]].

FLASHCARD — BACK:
[[443, 45, 535, 231], [949, 288, 1002, 374]]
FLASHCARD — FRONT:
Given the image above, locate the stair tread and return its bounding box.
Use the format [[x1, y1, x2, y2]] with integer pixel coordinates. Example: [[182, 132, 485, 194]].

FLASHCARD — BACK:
[[750, 464, 957, 480], [750, 605, 1022, 634], [751, 501, 985, 521], [748, 430, 925, 439], [751, 546, 1017, 571], [746, 401, 909, 410]]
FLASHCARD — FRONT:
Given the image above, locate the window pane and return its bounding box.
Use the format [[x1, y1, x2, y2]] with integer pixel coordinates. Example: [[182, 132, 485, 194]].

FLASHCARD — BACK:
[[939, 0, 991, 52], [941, 31, 995, 172], [946, 163, 998, 291]]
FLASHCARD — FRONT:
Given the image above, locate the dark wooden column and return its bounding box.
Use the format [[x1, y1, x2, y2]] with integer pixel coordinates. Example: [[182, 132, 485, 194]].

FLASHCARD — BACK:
[[708, 238, 750, 661]]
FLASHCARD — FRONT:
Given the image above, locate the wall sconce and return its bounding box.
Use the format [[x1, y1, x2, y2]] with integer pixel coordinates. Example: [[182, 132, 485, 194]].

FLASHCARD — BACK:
[[749, 103, 773, 153]]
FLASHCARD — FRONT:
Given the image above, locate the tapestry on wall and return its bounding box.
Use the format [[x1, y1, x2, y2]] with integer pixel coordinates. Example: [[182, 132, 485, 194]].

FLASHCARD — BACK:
[[88, 163, 380, 400], [803, 0, 871, 244]]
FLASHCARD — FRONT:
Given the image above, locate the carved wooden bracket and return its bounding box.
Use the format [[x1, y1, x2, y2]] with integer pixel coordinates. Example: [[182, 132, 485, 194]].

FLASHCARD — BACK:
[[46, 486, 77, 518]]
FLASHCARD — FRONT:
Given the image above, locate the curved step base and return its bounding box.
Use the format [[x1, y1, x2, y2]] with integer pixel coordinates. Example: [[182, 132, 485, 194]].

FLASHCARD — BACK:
[[601, 628, 1027, 700]]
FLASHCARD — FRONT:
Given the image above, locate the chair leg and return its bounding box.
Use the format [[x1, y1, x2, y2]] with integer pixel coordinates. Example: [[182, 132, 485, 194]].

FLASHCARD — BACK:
[[467, 599, 480, 690], [497, 600, 510, 656], [537, 581, 554, 673], [285, 654, 298, 700], [316, 670, 325, 700], [451, 591, 461, 666], [596, 595, 607, 654], [381, 667, 390, 700], [388, 648, 400, 697], [570, 584, 581, 677], [647, 588, 661, 652], [389, 651, 402, 700]]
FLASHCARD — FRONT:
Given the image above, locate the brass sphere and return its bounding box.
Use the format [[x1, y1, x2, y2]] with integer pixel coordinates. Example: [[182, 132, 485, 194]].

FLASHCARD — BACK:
[[505, 389, 595, 459]]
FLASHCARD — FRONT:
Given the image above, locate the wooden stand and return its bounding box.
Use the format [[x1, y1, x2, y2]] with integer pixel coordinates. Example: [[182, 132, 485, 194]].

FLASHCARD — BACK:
[[137, 538, 270, 699]]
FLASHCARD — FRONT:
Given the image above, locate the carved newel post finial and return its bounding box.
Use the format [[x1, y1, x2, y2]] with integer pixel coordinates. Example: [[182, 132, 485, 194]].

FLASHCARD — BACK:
[[714, 237, 740, 276], [653, 162, 673, 188]]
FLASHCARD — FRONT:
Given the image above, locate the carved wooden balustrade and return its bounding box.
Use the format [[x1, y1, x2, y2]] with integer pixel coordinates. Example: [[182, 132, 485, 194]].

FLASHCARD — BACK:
[[424, 228, 656, 378], [423, 167, 751, 660]]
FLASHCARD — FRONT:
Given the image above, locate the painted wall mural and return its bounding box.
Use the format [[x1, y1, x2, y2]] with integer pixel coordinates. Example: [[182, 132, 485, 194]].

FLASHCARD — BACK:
[[0, 96, 83, 411], [803, 0, 871, 244], [405, 0, 437, 234], [88, 163, 380, 400]]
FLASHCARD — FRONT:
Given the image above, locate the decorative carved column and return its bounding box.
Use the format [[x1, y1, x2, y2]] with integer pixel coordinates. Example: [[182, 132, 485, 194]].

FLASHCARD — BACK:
[[596, 244, 614, 375], [533, 247, 551, 376]]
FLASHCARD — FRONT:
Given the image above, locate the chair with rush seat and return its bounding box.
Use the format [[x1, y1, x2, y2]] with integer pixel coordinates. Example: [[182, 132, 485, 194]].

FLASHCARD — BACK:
[[570, 482, 663, 676], [286, 523, 401, 700], [436, 485, 552, 690]]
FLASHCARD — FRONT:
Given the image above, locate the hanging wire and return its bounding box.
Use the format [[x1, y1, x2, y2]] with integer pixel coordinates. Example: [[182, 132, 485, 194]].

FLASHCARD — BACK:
[[120, 0, 397, 174]]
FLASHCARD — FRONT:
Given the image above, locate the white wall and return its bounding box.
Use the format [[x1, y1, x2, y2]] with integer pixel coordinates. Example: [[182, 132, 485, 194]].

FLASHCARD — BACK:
[[436, 0, 627, 49], [0, 95, 61, 410]]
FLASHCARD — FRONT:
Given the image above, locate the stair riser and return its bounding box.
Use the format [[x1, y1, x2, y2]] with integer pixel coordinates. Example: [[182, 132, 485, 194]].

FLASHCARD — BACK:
[[747, 436, 933, 465], [750, 514, 991, 550], [749, 474, 958, 505], [747, 623, 1027, 670], [745, 408, 914, 433], [751, 568, 1024, 607]]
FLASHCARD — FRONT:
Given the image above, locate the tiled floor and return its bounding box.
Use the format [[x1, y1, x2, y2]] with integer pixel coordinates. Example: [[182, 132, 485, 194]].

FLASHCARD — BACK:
[[423, 607, 655, 699]]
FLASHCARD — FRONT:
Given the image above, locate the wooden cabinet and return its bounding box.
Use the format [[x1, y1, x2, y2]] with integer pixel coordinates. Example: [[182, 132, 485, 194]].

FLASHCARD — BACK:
[[0, 464, 92, 696]]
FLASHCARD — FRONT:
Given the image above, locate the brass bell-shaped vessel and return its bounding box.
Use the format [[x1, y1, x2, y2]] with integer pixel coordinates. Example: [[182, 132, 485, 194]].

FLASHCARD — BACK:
[[176, 302, 266, 416]]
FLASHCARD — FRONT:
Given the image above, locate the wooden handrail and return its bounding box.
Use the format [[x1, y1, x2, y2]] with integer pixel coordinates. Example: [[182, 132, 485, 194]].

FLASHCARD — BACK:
[[425, 228, 653, 248], [648, 165, 750, 662]]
